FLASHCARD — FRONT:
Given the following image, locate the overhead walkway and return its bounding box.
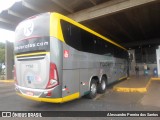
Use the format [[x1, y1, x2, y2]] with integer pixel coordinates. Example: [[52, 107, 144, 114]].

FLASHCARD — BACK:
[[113, 75, 160, 93]]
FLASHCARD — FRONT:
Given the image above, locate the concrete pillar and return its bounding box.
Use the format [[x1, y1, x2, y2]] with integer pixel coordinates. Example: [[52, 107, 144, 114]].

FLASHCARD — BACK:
[[68, 0, 157, 22], [156, 46, 160, 77], [128, 50, 136, 76], [5, 41, 14, 80]]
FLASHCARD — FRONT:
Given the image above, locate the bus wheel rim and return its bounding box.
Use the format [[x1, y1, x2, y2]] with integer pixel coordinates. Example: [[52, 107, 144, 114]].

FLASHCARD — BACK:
[[101, 80, 106, 90], [91, 83, 96, 94]]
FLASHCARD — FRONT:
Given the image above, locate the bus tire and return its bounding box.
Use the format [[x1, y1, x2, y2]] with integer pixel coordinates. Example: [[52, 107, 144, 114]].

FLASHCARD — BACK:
[[97, 76, 107, 93], [86, 79, 97, 99]]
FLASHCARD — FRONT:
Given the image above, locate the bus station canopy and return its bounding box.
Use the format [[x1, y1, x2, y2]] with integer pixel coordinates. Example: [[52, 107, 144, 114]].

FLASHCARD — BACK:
[[0, 0, 159, 48]]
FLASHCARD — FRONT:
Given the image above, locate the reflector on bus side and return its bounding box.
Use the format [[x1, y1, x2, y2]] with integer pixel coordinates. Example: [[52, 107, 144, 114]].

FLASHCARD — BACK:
[[64, 50, 69, 58]]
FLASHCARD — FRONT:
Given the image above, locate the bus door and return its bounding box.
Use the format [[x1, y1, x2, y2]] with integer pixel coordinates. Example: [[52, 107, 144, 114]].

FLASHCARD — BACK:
[[62, 45, 80, 97]]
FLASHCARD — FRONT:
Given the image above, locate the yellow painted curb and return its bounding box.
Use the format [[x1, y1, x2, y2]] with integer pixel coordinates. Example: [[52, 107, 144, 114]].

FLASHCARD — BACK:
[[118, 76, 128, 81], [113, 87, 147, 93], [151, 77, 160, 81], [0, 80, 14, 83], [113, 77, 159, 93]]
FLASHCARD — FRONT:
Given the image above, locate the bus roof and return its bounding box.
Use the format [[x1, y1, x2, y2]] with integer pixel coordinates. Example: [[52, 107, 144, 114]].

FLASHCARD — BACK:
[[51, 12, 127, 51]]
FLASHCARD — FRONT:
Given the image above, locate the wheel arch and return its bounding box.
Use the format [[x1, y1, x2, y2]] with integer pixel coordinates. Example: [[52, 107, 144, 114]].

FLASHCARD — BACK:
[[99, 74, 108, 84], [89, 76, 99, 89]]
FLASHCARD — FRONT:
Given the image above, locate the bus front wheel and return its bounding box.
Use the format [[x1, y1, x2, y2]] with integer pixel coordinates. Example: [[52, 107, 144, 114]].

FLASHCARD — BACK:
[[86, 79, 97, 99]]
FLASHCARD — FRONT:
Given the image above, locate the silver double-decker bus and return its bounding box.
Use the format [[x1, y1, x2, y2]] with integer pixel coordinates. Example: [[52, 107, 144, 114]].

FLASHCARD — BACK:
[[14, 12, 128, 103]]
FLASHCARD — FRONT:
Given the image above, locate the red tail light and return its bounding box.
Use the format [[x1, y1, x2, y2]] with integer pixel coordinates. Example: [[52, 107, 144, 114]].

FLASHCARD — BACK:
[[14, 65, 18, 84], [46, 63, 59, 89]]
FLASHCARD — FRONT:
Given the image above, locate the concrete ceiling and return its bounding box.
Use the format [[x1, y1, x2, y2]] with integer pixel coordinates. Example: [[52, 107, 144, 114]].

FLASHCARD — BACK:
[[0, 0, 159, 49], [82, 1, 160, 48]]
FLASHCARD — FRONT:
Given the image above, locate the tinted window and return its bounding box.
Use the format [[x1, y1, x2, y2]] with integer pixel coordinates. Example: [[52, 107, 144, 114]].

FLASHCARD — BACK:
[[61, 20, 81, 50], [61, 20, 127, 58], [94, 37, 114, 56], [81, 29, 95, 53]]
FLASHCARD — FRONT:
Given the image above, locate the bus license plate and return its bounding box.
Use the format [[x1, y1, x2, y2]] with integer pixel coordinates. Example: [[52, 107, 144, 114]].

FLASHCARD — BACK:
[[26, 91, 34, 96], [27, 76, 34, 84]]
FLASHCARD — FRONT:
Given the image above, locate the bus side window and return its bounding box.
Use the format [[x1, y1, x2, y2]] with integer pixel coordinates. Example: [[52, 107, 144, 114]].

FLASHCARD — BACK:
[[69, 24, 81, 50], [61, 20, 70, 43], [103, 41, 114, 56], [114, 47, 121, 58], [81, 29, 95, 53], [94, 37, 104, 55], [114, 47, 125, 59], [61, 20, 81, 51]]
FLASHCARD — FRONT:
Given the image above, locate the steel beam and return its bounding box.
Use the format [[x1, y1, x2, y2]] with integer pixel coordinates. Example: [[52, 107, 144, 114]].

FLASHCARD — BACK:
[[68, 0, 158, 22], [5, 41, 14, 80], [89, 0, 97, 5], [22, 0, 44, 13], [0, 17, 16, 25], [121, 38, 160, 48], [8, 10, 26, 19], [52, 0, 74, 13]]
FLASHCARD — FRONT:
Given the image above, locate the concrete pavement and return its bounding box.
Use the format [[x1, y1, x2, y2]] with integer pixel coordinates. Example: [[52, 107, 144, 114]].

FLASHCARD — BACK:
[[113, 75, 160, 92], [0, 77, 160, 120]]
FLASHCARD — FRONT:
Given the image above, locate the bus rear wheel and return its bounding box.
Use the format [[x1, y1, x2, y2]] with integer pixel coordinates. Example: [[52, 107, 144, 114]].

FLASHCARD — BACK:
[[97, 76, 107, 93], [86, 79, 97, 99]]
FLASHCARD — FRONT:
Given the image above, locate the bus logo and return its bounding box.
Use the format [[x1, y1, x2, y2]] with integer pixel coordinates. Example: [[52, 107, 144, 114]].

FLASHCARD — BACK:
[[23, 20, 34, 36]]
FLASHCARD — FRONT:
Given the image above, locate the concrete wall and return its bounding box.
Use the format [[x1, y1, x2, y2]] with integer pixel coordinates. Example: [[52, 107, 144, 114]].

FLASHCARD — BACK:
[[156, 46, 160, 77], [128, 50, 136, 76], [128, 49, 157, 76], [5, 41, 14, 80], [136, 63, 157, 76]]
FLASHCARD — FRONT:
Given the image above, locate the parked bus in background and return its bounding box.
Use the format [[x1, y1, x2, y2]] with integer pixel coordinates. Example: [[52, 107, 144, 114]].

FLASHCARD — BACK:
[[14, 12, 129, 103]]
